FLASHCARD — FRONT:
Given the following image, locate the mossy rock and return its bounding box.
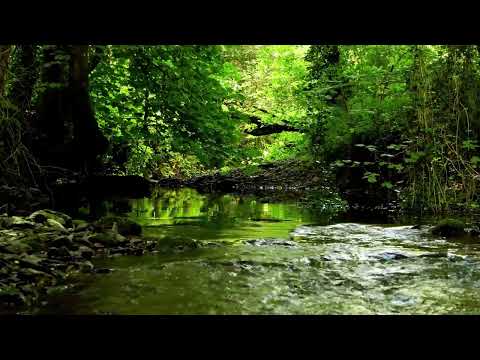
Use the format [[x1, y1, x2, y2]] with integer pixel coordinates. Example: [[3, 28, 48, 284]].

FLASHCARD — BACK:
[[0, 285, 27, 306], [47, 246, 72, 259], [73, 219, 91, 232], [0, 238, 33, 254], [45, 218, 67, 232], [9, 216, 36, 229], [76, 246, 95, 259], [21, 232, 54, 251], [0, 216, 13, 229], [90, 231, 127, 246], [50, 235, 75, 249], [29, 210, 73, 228], [94, 216, 142, 236], [431, 219, 467, 237], [79, 261, 94, 273]]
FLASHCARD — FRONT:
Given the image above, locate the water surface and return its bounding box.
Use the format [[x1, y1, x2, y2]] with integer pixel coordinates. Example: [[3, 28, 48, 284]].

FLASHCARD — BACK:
[[38, 188, 480, 314]]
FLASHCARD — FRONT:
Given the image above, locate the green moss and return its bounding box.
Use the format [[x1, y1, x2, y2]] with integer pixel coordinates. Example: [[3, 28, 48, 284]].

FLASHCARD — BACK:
[[431, 219, 467, 237]]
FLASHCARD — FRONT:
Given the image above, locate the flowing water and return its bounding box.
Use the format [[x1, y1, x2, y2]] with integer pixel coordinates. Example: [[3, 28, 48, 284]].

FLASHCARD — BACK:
[[37, 188, 480, 314]]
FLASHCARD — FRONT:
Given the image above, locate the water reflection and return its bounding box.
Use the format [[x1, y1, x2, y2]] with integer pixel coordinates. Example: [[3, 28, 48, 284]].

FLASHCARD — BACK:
[[109, 188, 335, 245], [127, 188, 314, 226], [37, 187, 480, 315]]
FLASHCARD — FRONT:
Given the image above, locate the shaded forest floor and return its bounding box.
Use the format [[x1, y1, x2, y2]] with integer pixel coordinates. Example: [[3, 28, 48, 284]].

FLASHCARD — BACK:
[[156, 160, 334, 199]]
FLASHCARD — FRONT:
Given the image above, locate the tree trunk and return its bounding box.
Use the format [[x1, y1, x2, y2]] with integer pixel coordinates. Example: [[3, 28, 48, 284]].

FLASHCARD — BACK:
[[36, 45, 69, 150], [35, 45, 108, 174], [0, 45, 12, 97], [69, 45, 109, 173], [245, 116, 302, 136], [8, 45, 38, 115]]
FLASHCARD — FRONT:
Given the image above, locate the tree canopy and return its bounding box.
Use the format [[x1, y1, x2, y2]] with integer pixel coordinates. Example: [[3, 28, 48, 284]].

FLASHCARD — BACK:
[[2, 44, 480, 212]]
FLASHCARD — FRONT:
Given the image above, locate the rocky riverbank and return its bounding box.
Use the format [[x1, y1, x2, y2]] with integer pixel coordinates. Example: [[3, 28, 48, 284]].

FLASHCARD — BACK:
[[0, 209, 154, 313]]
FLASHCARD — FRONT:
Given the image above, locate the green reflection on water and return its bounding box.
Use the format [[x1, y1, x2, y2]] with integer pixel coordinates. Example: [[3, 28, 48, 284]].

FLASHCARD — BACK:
[[121, 188, 325, 244]]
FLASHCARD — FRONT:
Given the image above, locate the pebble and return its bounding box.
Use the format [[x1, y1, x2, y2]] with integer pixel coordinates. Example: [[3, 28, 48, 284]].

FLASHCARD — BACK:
[[0, 209, 149, 310]]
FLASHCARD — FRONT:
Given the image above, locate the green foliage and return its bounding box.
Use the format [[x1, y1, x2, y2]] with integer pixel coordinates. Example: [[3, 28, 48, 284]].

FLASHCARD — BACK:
[[305, 45, 414, 160], [5, 43, 476, 215], [305, 45, 480, 213], [363, 171, 379, 184], [90, 45, 241, 177], [220, 45, 310, 165], [89, 45, 314, 176]]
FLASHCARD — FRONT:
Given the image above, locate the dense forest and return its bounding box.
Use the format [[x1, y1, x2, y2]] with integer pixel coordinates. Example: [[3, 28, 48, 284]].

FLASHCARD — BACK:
[[2, 45, 480, 314], [2, 45, 480, 214]]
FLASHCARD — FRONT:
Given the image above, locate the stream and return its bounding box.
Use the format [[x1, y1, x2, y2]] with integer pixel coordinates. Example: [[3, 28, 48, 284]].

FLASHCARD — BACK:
[[35, 187, 480, 314]]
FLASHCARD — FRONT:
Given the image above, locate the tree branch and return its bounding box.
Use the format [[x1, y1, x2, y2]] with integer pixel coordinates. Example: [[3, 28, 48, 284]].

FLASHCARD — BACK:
[[245, 115, 302, 136]]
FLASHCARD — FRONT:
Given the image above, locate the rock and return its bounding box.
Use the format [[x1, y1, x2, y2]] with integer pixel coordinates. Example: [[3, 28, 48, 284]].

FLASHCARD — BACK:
[[73, 231, 93, 243], [50, 235, 73, 249], [431, 219, 467, 237], [77, 245, 95, 259], [29, 209, 73, 228], [0, 216, 13, 228], [17, 254, 47, 268], [10, 216, 35, 229], [94, 216, 142, 236], [469, 229, 480, 237], [128, 248, 144, 256], [376, 252, 410, 261], [74, 222, 90, 232], [72, 219, 93, 233], [45, 218, 67, 232], [110, 247, 128, 255], [47, 246, 71, 259], [0, 286, 27, 306], [419, 252, 447, 258], [129, 238, 144, 245], [466, 225, 480, 237], [17, 267, 52, 281], [246, 238, 297, 247], [20, 232, 54, 251], [79, 261, 94, 273], [94, 268, 113, 274], [72, 219, 87, 227], [0, 238, 32, 254], [90, 231, 127, 246]]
